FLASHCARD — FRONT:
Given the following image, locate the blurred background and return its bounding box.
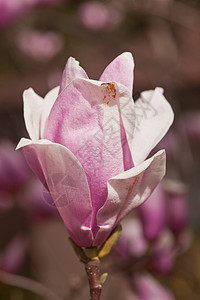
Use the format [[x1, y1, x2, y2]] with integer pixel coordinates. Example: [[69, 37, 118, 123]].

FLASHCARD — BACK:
[[0, 0, 200, 299]]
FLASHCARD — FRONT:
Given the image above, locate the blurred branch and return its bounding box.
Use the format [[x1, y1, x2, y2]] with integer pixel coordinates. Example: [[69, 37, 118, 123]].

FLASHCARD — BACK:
[[148, 1, 200, 33], [0, 270, 63, 300]]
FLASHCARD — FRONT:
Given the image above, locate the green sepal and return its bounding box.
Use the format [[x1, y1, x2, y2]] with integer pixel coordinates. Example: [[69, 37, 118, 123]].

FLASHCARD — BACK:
[[97, 224, 122, 259], [68, 237, 89, 264], [84, 247, 98, 260], [100, 273, 108, 286]]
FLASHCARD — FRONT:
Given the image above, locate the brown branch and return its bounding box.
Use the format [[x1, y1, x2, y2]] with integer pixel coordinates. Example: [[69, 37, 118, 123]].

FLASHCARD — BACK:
[[147, 1, 200, 33], [85, 259, 102, 300]]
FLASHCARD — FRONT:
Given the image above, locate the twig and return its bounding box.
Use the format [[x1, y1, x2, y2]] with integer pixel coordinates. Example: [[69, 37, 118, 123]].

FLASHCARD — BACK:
[[0, 270, 63, 300], [147, 1, 200, 33], [85, 259, 102, 300]]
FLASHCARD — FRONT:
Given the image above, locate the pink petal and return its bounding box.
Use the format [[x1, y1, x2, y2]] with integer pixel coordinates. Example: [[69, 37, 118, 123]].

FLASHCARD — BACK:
[[59, 57, 88, 93], [23, 87, 59, 140], [46, 78, 134, 236], [132, 88, 174, 165], [100, 52, 134, 94], [94, 150, 166, 246], [17, 138, 93, 247]]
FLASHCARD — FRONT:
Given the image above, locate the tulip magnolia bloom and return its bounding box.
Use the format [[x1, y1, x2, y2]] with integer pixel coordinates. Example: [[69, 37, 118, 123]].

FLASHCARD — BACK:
[[17, 52, 174, 247]]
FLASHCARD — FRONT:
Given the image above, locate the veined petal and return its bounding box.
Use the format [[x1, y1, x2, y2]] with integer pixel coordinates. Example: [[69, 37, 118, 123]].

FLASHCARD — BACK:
[[46, 78, 134, 235], [17, 138, 93, 247], [100, 52, 134, 95], [41, 86, 59, 137], [132, 88, 174, 165], [23, 89, 43, 140], [23, 87, 59, 140], [59, 57, 88, 93], [94, 150, 166, 246]]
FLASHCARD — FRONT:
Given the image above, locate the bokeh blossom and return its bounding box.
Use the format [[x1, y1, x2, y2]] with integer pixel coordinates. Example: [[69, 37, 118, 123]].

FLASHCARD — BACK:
[[127, 273, 175, 300], [115, 179, 190, 274], [15, 29, 63, 62], [0, 140, 30, 191], [0, 140, 57, 273], [0, 0, 64, 29], [79, 1, 123, 31], [17, 52, 174, 247]]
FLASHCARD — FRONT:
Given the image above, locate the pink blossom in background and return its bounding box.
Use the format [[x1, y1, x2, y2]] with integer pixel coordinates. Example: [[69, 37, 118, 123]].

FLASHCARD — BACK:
[[22, 179, 57, 223], [156, 130, 179, 159], [163, 179, 188, 236], [0, 139, 57, 223], [114, 178, 190, 274], [0, 191, 14, 211], [0, 140, 30, 191], [138, 180, 188, 241], [138, 184, 166, 242], [15, 29, 63, 62], [127, 273, 175, 300], [17, 52, 174, 247], [178, 111, 200, 141], [0, 0, 28, 28], [0, 235, 28, 273], [0, 0, 64, 29], [150, 230, 176, 274], [115, 218, 148, 260], [79, 1, 123, 31]]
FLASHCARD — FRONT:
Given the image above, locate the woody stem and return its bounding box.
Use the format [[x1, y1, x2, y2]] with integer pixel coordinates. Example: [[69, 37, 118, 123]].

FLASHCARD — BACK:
[[85, 259, 102, 300]]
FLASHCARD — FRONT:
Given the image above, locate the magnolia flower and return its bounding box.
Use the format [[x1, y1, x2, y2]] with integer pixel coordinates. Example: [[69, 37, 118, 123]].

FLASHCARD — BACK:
[[17, 52, 174, 247]]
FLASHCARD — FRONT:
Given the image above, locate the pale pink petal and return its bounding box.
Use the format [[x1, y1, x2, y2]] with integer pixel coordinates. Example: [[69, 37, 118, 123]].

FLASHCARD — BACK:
[[23, 87, 59, 140], [23, 88, 44, 140], [132, 88, 174, 165], [118, 83, 135, 170], [46, 78, 134, 236], [94, 150, 166, 246], [100, 52, 134, 94], [41, 86, 59, 136], [59, 57, 88, 92], [138, 184, 166, 242], [17, 138, 93, 247]]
